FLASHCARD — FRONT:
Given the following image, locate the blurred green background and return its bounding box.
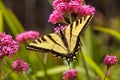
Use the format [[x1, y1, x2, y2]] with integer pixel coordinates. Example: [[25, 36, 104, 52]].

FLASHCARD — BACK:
[[0, 0, 120, 80]]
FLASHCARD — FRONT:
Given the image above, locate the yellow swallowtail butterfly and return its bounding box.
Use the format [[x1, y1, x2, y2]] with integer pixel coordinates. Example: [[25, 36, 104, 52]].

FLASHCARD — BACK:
[[26, 15, 93, 62]]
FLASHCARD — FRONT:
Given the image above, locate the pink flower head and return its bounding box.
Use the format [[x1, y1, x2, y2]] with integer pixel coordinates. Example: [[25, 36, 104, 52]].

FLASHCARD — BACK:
[[63, 69, 78, 80], [16, 31, 40, 43], [103, 55, 118, 67], [0, 33, 19, 59], [52, 0, 82, 9], [56, 2, 70, 14], [54, 24, 67, 33], [78, 5, 95, 16], [61, 0, 70, 2], [12, 59, 29, 72], [71, 0, 83, 4], [53, 0, 70, 9], [52, 0, 62, 9], [69, 1, 80, 13], [48, 10, 64, 24]]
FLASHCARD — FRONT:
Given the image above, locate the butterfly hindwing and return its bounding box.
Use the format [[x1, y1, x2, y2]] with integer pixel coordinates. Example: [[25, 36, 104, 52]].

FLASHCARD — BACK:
[[27, 15, 93, 61]]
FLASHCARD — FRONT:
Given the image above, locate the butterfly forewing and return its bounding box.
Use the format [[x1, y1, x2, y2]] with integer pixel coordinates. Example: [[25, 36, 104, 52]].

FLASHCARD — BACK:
[[65, 15, 93, 53], [27, 33, 68, 54], [65, 15, 93, 36]]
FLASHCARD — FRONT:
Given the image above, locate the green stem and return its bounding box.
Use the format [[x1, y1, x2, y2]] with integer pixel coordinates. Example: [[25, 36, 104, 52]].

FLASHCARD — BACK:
[[79, 50, 90, 80], [0, 59, 3, 80], [23, 72, 30, 80], [42, 53, 48, 80], [63, 19, 69, 25], [0, 59, 5, 80], [104, 66, 109, 80], [68, 13, 72, 24]]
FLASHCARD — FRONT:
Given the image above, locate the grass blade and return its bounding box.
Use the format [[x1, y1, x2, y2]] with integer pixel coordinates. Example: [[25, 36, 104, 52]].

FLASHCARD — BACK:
[[0, 10, 3, 32], [94, 26, 120, 41], [0, 1, 24, 36]]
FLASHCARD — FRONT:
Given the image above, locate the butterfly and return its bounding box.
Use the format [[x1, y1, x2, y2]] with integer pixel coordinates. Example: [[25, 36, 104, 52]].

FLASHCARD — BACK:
[[26, 15, 93, 62]]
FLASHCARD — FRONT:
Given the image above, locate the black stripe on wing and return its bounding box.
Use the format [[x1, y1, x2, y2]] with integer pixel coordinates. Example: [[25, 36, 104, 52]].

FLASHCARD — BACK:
[[79, 15, 93, 36], [73, 36, 81, 54], [41, 36, 47, 42], [70, 23, 73, 42], [59, 30, 69, 51], [37, 38, 42, 43], [75, 20, 79, 27], [69, 20, 79, 49], [26, 45, 50, 53], [79, 18, 82, 24], [69, 23, 73, 48]]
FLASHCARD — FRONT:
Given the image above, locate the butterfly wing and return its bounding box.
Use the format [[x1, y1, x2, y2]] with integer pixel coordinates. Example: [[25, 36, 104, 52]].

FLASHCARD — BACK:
[[27, 15, 93, 61], [27, 33, 68, 54], [65, 15, 93, 54]]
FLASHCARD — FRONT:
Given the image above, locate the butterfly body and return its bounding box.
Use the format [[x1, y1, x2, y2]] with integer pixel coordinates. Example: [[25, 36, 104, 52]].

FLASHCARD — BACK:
[[27, 15, 93, 62]]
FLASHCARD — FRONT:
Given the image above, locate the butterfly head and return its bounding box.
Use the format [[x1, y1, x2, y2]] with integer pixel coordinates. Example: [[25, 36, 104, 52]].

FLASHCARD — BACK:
[[66, 53, 76, 62]]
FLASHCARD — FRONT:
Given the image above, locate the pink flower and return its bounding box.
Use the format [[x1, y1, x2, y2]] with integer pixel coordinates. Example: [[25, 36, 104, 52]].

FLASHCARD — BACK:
[[48, 10, 64, 24], [63, 69, 78, 80], [71, 0, 83, 3], [16, 31, 40, 43], [78, 5, 95, 16], [0, 33, 19, 59], [103, 55, 118, 67], [61, 0, 70, 2], [52, 0, 62, 9], [56, 2, 70, 14], [69, 1, 80, 13], [54, 27, 61, 33], [12, 59, 29, 72], [52, 0, 82, 9], [54, 24, 67, 33]]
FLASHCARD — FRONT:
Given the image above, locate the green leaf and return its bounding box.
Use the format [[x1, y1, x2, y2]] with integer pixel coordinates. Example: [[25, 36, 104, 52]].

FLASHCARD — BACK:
[[83, 52, 104, 79], [0, 1, 24, 36], [35, 65, 69, 77], [8, 10, 25, 33], [8, 10, 24, 33], [81, 49, 109, 80], [0, 1, 18, 35], [94, 26, 120, 41]]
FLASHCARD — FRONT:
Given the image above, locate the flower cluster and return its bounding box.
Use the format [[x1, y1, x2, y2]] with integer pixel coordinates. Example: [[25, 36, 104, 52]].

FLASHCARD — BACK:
[[103, 55, 118, 67], [16, 31, 40, 43], [12, 59, 29, 72], [63, 69, 78, 80], [48, 0, 95, 24], [0, 33, 19, 59], [48, 10, 64, 24]]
